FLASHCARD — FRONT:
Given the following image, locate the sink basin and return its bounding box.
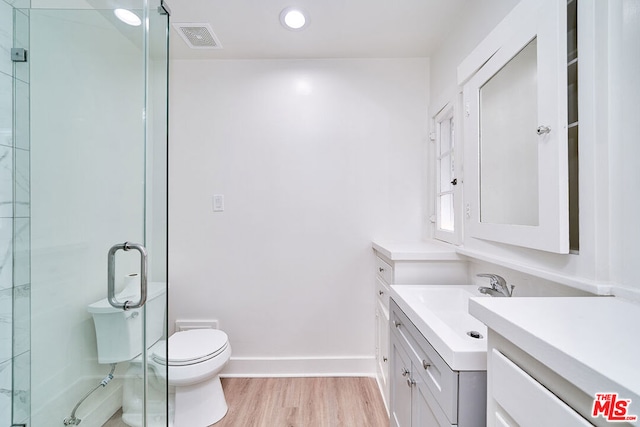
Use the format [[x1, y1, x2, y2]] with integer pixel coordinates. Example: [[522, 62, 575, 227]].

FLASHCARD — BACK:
[[390, 285, 489, 371]]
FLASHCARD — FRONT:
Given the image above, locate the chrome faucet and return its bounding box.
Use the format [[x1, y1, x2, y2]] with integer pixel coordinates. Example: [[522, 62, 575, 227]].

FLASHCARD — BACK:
[[477, 274, 514, 297]]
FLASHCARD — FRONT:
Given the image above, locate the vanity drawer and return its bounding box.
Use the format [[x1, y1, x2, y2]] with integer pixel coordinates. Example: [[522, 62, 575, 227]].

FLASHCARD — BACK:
[[376, 276, 391, 310], [391, 300, 459, 424], [491, 349, 592, 427], [375, 256, 393, 284]]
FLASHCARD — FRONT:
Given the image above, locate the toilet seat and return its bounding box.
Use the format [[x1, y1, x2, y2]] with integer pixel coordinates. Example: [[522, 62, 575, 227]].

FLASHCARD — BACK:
[[151, 329, 229, 366]]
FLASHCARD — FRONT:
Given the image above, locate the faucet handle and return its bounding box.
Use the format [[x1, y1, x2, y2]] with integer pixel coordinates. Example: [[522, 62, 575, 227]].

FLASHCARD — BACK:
[[477, 273, 507, 289], [477, 273, 504, 283]]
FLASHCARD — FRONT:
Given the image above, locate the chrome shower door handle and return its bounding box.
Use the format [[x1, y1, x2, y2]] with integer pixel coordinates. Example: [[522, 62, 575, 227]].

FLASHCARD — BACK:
[[107, 242, 148, 310]]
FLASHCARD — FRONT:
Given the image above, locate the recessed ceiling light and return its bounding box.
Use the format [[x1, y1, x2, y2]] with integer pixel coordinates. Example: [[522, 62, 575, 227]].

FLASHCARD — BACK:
[[280, 8, 308, 31], [114, 9, 141, 27]]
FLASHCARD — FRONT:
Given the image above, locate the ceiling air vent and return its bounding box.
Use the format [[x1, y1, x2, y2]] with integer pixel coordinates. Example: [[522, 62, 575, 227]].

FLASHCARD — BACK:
[[173, 23, 222, 49]]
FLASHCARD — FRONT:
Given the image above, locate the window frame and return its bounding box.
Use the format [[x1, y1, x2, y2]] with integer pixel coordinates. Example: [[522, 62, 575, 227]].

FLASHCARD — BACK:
[[433, 96, 462, 245]]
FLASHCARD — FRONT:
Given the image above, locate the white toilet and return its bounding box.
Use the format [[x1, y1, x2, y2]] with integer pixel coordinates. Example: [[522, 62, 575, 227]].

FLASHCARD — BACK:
[[88, 281, 231, 427], [154, 329, 232, 426]]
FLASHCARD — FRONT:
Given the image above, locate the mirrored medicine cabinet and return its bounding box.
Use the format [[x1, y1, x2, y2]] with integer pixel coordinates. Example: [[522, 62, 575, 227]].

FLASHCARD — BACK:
[[459, 0, 578, 254]]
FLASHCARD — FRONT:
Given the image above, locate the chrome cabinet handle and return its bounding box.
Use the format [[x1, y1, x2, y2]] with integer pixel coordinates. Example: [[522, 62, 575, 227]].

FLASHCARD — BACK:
[[383, 356, 388, 362], [401, 367, 410, 377], [537, 125, 551, 135], [393, 320, 402, 328], [423, 359, 431, 370], [107, 242, 148, 311], [378, 267, 385, 272], [407, 378, 416, 387], [378, 290, 384, 295]]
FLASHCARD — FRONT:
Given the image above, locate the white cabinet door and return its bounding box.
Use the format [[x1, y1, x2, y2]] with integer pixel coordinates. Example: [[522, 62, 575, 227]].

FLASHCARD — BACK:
[[390, 333, 412, 427], [413, 373, 455, 427], [461, 0, 570, 253], [376, 300, 390, 400], [375, 301, 390, 409]]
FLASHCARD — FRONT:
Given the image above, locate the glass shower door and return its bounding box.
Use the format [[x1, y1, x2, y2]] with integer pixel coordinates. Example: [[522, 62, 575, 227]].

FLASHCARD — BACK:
[[9, 1, 169, 426]]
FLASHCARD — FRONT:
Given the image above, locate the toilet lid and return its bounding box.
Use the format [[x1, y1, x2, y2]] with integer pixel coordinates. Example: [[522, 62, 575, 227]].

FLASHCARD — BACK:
[[152, 329, 228, 366]]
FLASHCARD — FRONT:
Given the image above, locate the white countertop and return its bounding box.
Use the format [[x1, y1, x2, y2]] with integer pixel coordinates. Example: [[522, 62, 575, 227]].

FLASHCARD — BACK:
[[372, 240, 461, 261], [469, 296, 640, 403]]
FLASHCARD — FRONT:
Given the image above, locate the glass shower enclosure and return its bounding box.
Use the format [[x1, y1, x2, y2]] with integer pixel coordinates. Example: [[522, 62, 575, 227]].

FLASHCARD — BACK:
[[2, 0, 169, 426]]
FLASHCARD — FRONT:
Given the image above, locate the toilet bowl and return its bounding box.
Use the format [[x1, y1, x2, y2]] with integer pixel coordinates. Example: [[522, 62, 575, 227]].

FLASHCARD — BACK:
[[121, 331, 231, 427], [121, 347, 168, 427], [88, 282, 231, 427], [152, 329, 232, 427]]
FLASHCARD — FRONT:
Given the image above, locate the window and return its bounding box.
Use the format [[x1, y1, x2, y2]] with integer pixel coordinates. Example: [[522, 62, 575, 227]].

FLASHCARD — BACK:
[[434, 99, 461, 244]]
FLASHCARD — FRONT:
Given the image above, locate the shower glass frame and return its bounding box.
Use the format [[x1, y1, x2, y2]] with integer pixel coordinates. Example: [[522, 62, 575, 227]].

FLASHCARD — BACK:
[[8, 1, 169, 426]]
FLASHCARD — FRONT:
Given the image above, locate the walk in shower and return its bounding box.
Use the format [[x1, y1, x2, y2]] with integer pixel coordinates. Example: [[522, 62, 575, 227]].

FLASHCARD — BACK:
[[1, 1, 169, 426]]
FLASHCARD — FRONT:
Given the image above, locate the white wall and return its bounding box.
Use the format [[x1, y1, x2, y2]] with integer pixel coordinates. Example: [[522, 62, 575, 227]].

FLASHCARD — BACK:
[[608, 0, 640, 295], [429, 0, 520, 114], [169, 58, 429, 375]]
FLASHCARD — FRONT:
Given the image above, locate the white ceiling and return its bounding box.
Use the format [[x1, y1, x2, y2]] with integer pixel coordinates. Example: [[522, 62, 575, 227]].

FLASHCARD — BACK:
[[167, 0, 467, 60]]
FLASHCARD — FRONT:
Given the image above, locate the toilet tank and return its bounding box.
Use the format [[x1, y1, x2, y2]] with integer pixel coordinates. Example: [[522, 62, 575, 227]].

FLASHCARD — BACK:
[[88, 281, 166, 364]]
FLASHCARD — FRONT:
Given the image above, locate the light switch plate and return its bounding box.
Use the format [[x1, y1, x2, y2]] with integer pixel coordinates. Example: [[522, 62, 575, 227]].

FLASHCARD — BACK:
[[212, 194, 224, 212]]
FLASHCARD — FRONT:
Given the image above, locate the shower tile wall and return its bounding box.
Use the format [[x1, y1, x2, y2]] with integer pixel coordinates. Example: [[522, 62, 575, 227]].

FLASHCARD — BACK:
[[1, 0, 31, 425]]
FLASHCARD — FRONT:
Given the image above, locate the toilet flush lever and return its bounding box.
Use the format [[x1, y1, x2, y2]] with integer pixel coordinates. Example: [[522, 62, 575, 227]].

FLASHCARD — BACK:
[[107, 242, 148, 311]]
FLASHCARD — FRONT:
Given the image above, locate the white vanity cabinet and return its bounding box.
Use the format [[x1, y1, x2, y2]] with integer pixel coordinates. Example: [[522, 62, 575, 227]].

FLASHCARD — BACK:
[[470, 297, 640, 427], [390, 330, 454, 427], [372, 241, 468, 411], [389, 299, 486, 427]]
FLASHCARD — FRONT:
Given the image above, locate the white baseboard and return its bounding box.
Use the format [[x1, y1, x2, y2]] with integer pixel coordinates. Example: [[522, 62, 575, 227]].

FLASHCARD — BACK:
[[221, 356, 376, 378]]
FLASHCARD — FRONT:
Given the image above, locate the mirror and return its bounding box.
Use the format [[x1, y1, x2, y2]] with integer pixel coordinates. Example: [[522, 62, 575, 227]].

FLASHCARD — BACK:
[[479, 38, 539, 226], [460, 0, 570, 253]]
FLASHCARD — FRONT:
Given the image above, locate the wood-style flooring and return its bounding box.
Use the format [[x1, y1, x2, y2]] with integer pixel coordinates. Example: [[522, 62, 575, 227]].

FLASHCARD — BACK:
[[103, 377, 389, 427], [216, 377, 388, 427], [104, 410, 128, 427]]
